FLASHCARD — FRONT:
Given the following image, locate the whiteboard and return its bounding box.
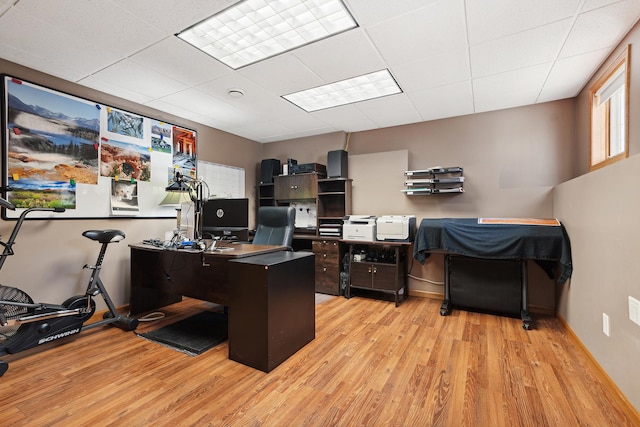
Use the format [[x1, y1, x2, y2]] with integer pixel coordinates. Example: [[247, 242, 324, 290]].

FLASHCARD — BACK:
[[197, 161, 245, 199]]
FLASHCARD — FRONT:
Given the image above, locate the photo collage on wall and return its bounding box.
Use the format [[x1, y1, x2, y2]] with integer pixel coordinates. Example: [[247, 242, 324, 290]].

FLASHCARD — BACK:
[[2, 75, 197, 218]]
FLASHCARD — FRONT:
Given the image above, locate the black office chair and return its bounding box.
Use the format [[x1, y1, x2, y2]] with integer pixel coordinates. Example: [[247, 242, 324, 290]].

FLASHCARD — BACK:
[[252, 206, 296, 248]]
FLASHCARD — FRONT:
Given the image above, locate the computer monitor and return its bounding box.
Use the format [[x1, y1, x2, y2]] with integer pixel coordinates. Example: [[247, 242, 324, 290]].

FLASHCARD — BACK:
[[201, 198, 249, 241]]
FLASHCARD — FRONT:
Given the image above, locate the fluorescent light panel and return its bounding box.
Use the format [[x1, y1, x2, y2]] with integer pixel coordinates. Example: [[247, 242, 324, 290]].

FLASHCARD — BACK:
[[283, 69, 402, 112], [177, 0, 357, 69]]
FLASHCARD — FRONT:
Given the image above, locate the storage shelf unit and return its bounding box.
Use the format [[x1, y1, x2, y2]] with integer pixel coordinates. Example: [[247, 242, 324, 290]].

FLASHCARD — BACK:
[[317, 178, 352, 238], [345, 241, 410, 307], [403, 167, 464, 195], [258, 183, 275, 207]]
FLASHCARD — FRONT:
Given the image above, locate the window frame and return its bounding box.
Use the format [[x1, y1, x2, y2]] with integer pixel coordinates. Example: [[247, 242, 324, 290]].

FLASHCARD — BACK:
[[589, 45, 630, 171]]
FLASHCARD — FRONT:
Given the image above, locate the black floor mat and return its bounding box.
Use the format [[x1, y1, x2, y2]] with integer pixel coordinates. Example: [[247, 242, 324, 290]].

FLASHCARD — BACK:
[[138, 311, 228, 356]]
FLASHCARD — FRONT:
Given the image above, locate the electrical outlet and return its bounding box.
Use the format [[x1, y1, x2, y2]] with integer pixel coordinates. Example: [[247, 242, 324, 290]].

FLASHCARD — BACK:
[[629, 296, 640, 327], [603, 313, 610, 337]]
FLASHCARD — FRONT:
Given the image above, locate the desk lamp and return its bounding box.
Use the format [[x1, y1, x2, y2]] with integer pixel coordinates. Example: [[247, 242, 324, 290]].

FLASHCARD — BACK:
[[165, 171, 208, 241], [159, 191, 191, 237]]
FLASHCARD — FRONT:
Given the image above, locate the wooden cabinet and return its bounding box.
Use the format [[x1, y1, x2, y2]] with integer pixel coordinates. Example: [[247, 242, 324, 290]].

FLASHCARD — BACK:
[[274, 174, 318, 201], [346, 241, 410, 307], [312, 239, 344, 295]]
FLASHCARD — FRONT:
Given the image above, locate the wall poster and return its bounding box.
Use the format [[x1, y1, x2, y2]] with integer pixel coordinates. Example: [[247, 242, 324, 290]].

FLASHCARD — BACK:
[[1, 75, 198, 219]]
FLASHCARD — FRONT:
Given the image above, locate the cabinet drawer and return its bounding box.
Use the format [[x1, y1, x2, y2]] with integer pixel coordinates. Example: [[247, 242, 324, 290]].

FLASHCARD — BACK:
[[312, 239, 339, 254], [315, 262, 339, 279], [315, 260, 339, 295]]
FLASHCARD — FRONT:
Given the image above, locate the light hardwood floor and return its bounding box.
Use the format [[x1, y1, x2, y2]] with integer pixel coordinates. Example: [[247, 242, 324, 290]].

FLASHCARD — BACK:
[[0, 295, 637, 426]]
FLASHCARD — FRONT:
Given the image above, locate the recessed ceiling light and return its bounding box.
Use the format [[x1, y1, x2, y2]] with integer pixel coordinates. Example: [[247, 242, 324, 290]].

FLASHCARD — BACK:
[[177, 0, 358, 70], [228, 89, 245, 98], [282, 69, 402, 112]]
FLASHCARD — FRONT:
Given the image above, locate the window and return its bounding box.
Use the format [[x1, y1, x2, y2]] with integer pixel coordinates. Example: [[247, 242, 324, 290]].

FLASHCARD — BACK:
[[589, 45, 630, 170]]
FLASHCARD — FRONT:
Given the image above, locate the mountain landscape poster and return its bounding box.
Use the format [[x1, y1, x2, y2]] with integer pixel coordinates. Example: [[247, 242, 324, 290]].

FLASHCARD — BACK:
[[4, 77, 100, 209]]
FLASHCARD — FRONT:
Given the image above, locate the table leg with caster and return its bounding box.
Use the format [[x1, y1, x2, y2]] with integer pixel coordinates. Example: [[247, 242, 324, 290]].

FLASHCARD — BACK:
[[440, 254, 452, 316], [521, 260, 533, 330]]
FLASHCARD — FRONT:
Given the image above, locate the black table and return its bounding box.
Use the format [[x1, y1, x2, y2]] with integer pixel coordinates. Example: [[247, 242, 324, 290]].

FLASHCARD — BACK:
[[413, 218, 572, 329]]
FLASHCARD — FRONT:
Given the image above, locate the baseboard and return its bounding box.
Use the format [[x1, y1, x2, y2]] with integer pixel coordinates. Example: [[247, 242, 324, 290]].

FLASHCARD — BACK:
[[557, 314, 640, 424], [409, 289, 443, 300]]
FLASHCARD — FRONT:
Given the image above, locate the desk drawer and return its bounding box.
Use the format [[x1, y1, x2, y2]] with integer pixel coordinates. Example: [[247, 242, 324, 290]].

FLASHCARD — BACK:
[[312, 239, 339, 254], [312, 240, 340, 295]]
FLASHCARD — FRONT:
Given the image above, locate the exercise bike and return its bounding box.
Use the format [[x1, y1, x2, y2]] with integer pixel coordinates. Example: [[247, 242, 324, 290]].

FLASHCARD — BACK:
[[0, 197, 139, 377]]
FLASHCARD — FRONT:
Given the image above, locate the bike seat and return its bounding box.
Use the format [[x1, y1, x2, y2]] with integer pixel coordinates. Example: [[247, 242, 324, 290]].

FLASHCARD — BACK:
[[82, 229, 125, 244]]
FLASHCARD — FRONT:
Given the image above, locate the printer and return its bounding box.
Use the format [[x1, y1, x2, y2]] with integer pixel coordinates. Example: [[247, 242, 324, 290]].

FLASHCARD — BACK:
[[376, 215, 416, 242], [343, 215, 377, 241]]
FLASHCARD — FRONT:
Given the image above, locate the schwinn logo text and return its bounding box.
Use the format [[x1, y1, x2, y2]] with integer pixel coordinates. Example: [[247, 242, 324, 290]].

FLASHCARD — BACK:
[[38, 328, 80, 345]]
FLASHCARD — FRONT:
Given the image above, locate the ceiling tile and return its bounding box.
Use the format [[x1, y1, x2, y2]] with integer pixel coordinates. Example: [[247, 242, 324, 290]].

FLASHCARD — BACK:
[[538, 48, 610, 102], [158, 88, 248, 125], [0, 7, 111, 80], [83, 59, 187, 99], [13, 0, 166, 61], [310, 104, 378, 133], [408, 81, 474, 122], [366, 0, 467, 65], [344, 0, 439, 26], [560, 0, 640, 58], [389, 48, 471, 93], [470, 19, 572, 78], [0, 0, 12, 15], [78, 75, 154, 105], [473, 63, 552, 112], [292, 28, 386, 83], [466, 0, 581, 45], [129, 37, 232, 87], [581, 0, 627, 13], [110, 0, 236, 34], [355, 94, 423, 128], [238, 53, 325, 95]]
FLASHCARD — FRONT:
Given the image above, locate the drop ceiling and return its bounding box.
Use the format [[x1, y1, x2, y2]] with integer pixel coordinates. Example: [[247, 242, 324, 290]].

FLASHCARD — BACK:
[[0, 0, 639, 143]]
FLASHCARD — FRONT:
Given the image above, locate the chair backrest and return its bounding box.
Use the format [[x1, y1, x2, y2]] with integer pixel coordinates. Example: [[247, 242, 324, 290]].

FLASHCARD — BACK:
[[252, 206, 296, 248]]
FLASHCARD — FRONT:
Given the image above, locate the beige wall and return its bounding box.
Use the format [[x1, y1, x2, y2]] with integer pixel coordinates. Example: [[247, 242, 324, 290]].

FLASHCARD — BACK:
[[0, 59, 263, 308], [263, 100, 577, 308], [553, 19, 640, 411]]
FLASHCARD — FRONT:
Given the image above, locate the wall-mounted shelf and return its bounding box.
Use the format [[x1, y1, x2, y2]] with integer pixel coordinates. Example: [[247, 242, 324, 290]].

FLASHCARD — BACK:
[[403, 167, 464, 195]]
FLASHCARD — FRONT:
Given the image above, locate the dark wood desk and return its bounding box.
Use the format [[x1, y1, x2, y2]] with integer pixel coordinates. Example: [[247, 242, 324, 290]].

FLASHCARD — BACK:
[[129, 243, 285, 315]]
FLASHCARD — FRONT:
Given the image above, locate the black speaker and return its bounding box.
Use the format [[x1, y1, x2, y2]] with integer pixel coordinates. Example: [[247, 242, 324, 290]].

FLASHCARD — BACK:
[[327, 150, 348, 178], [260, 159, 280, 184]]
